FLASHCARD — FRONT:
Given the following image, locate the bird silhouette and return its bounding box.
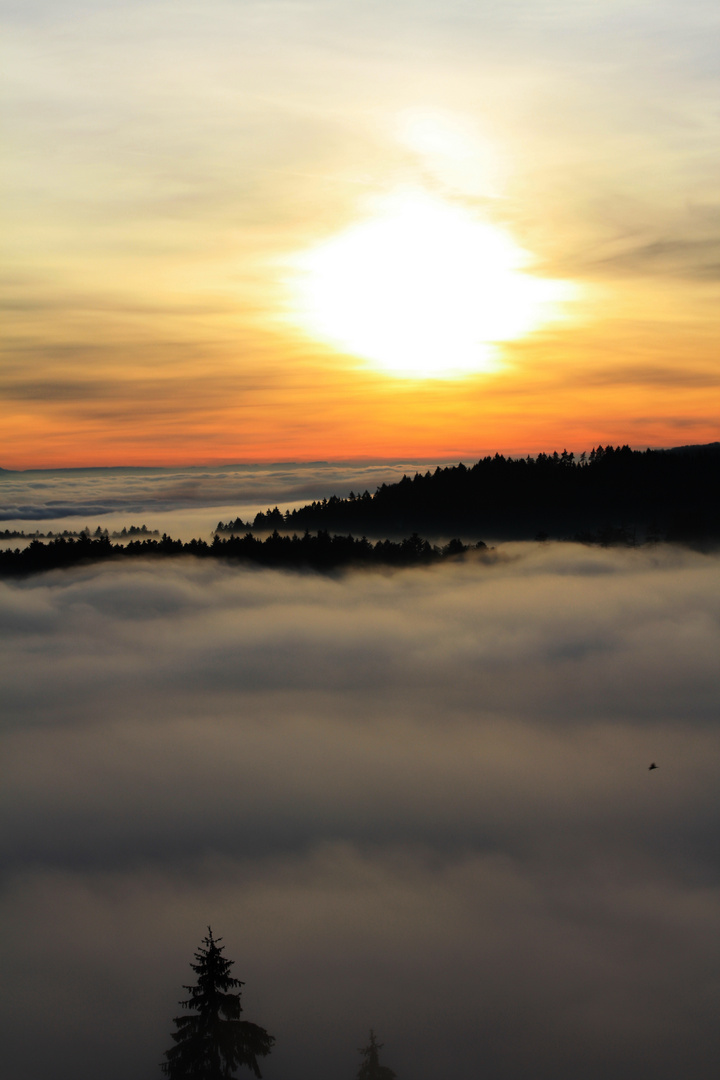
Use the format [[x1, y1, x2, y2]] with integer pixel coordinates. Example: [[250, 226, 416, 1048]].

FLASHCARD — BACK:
[[648, 762, 658, 770]]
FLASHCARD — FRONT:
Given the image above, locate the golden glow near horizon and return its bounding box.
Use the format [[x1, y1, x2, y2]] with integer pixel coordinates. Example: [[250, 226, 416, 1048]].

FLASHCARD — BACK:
[[286, 188, 576, 378], [2, 1, 720, 467]]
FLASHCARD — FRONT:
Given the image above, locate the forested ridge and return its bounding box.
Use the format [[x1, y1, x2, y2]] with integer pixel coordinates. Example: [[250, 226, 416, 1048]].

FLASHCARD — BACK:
[[242, 443, 720, 542], [0, 529, 486, 577], [3, 443, 718, 577]]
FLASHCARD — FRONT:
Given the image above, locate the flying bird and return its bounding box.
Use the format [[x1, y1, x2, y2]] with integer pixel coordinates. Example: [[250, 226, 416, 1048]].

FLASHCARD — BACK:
[[648, 762, 658, 770]]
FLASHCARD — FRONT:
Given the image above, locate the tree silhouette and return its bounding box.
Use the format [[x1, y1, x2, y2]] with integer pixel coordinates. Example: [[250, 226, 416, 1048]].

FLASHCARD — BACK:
[[161, 928, 274, 1079], [356, 1030, 397, 1080]]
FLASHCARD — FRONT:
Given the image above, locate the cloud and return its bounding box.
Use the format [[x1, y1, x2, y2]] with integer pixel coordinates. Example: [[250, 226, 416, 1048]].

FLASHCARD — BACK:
[[587, 234, 720, 280], [571, 364, 720, 389], [0, 461, 452, 524], [1, 544, 719, 1079]]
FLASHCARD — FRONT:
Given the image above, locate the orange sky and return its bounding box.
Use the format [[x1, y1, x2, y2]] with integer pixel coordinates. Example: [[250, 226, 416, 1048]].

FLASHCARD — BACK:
[[3, 1, 719, 468]]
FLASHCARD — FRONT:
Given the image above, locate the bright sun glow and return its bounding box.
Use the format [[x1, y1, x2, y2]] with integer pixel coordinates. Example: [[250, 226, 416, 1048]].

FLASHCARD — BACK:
[[287, 190, 576, 378]]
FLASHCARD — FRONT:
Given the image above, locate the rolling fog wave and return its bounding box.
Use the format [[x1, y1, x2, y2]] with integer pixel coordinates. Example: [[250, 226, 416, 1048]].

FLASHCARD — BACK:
[[1, 544, 719, 1080]]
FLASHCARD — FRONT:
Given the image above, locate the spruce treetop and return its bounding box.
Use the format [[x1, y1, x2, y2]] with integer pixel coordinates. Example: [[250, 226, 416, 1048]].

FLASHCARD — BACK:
[[161, 928, 274, 1079], [356, 1030, 397, 1080]]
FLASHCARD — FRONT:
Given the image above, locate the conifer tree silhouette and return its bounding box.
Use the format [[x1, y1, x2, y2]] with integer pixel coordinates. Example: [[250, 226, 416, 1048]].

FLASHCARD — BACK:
[[161, 928, 274, 1079], [356, 1030, 397, 1080]]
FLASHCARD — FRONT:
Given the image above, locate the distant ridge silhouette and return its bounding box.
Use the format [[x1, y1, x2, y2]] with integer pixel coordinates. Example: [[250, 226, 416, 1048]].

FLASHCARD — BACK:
[[243, 444, 720, 542]]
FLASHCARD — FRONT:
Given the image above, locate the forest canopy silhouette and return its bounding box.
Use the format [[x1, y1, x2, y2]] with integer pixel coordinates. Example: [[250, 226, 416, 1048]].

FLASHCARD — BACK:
[[235, 443, 720, 543], [2, 444, 718, 578], [0, 529, 486, 576]]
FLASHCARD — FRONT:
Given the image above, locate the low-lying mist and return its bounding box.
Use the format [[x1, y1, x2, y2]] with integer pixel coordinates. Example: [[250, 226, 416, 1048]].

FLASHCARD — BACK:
[[1, 543, 719, 1080], [0, 461, 445, 532]]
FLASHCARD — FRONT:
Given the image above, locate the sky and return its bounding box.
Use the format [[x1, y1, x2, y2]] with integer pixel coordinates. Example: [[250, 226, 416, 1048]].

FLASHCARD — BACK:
[[3, 7, 720, 1077], [2, 543, 720, 1079], [3, 0, 720, 467]]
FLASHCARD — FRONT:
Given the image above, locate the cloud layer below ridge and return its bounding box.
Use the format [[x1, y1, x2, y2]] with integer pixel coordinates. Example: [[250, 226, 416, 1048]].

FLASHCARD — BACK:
[[1, 543, 719, 1079]]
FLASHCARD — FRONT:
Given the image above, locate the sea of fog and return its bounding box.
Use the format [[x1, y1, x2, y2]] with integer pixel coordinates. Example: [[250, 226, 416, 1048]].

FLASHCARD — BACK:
[[1, 467, 719, 1080], [0, 461, 459, 542]]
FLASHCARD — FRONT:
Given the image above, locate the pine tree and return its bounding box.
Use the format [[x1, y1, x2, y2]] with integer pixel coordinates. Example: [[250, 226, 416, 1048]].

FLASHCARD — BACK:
[[356, 1030, 397, 1080], [161, 928, 275, 1079]]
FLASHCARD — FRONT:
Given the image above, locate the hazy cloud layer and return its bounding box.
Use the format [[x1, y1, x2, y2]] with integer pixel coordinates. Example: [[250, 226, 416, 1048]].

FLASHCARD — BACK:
[[0, 461, 446, 527], [1, 544, 719, 1079]]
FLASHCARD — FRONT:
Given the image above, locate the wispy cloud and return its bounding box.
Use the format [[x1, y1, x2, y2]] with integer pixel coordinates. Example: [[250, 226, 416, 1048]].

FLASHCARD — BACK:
[[585, 234, 720, 280]]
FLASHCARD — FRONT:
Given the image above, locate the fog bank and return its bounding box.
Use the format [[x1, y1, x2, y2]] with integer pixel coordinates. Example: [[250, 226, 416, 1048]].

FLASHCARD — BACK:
[[1, 544, 719, 1079]]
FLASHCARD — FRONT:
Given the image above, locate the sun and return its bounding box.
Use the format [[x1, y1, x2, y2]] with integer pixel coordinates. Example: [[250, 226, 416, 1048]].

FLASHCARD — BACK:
[[285, 190, 575, 379]]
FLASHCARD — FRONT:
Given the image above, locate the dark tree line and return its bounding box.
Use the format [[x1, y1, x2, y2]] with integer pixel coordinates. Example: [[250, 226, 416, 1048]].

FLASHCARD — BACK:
[[249, 443, 720, 541], [0, 523, 158, 541], [215, 516, 252, 534], [0, 530, 486, 577]]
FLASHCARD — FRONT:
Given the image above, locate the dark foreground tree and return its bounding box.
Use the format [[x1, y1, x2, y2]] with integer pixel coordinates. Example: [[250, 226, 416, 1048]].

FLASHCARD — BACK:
[[356, 1030, 397, 1080], [161, 928, 274, 1079]]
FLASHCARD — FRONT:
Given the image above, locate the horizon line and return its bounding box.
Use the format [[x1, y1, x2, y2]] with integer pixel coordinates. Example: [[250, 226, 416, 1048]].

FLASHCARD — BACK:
[[4, 441, 715, 475]]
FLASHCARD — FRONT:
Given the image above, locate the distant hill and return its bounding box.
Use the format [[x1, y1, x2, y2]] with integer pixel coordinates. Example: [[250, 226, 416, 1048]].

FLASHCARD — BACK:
[[665, 441, 720, 455], [244, 443, 720, 543]]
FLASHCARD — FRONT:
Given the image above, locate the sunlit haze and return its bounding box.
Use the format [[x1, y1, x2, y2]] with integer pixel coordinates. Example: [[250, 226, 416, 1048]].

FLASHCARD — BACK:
[[287, 189, 575, 377], [2, 0, 719, 466]]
